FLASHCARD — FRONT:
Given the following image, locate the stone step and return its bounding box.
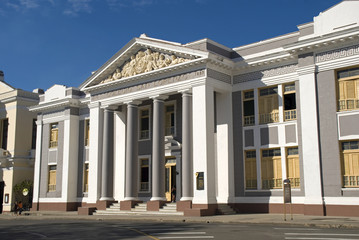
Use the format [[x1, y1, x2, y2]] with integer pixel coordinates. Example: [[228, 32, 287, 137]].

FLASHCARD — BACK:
[[93, 202, 184, 216], [217, 205, 237, 215], [94, 210, 183, 216]]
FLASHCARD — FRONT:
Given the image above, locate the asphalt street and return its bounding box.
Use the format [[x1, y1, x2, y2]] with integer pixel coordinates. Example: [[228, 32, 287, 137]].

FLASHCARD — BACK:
[[1, 219, 359, 240]]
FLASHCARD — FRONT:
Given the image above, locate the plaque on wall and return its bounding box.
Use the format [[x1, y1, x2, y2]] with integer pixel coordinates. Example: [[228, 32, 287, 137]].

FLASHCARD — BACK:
[[196, 172, 204, 190]]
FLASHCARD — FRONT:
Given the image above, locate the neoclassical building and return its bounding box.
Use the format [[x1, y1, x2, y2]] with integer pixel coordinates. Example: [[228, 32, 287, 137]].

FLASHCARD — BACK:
[[31, 1, 359, 216], [0, 71, 40, 213]]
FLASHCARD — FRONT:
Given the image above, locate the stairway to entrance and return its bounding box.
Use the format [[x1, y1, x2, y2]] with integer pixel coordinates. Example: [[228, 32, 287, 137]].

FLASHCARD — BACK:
[[94, 202, 184, 216]]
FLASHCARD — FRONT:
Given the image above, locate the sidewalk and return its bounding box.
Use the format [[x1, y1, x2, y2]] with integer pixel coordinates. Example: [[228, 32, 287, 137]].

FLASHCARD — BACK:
[[1, 211, 359, 229]]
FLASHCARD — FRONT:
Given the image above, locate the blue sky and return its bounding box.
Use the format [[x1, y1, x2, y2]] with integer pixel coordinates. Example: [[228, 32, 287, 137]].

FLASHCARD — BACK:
[[0, 0, 340, 92]]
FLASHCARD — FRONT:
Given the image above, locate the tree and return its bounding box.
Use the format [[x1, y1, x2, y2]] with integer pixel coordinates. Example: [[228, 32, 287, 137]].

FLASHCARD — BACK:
[[13, 180, 33, 209]]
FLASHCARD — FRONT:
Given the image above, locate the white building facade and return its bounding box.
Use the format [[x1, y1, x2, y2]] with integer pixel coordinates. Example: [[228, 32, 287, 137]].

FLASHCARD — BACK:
[[31, 1, 359, 216]]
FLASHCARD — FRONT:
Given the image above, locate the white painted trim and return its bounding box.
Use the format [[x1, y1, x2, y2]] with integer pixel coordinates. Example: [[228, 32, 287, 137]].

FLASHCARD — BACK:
[[32, 119, 43, 205]]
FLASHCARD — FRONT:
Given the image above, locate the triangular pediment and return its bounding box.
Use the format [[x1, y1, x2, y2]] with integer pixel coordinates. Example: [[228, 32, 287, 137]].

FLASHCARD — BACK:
[[80, 36, 208, 90], [99, 49, 193, 85], [0, 81, 15, 94]]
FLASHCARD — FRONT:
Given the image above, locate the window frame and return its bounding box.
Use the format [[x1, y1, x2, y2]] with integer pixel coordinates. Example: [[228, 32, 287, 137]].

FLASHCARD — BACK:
[[49, 123, 59, 148], [336, 67, 359, 112], [286, 147, 300, 188], [245, 150, 257, 190], [138, 155, 151, 193], [261, 148, 282, 189], [258, 86, 279, 124], [243, 90, 255, 126], [164, 100, 176, 137], [139, 106, 151, 141], [283, 83, 297, 121], [83, 163, 89, 193], [48, 164, 57, 192], [340, 140, 359, 188], [84, 119, 90, 147]]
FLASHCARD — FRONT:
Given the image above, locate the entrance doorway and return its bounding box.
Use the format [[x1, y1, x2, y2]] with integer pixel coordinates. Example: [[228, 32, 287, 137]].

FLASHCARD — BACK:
[[165, 157, 176, 202]]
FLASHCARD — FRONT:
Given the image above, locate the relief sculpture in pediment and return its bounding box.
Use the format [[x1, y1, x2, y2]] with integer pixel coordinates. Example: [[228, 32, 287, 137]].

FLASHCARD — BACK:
[[100, 49, 190, 84]]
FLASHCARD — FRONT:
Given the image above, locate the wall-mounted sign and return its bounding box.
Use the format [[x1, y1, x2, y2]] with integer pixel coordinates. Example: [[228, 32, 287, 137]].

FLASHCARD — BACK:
[[196, 172, 204, 190], [4, 194, 9, 204]]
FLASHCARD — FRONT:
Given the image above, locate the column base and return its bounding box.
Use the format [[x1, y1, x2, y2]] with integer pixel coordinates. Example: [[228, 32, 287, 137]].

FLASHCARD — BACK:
[[120, 200, 142, 211], [147, 200, 166, 211], [177, 200, 192, 212], [96, 200, 117, 211]]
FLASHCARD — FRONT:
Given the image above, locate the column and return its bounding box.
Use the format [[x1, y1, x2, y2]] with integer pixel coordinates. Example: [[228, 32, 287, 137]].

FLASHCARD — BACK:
[[150, 96, 167, 202], [181, 91, 193, 201], [124, 101, 140, 201], [100, 108, 114, 201]]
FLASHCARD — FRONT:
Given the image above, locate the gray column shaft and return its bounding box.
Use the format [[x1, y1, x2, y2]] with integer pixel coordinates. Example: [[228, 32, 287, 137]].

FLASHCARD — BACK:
[[125, 104, 139, 199], [182, 92, 193, 199], [152, 99, 166, 200], [101, 109, 114, 200]]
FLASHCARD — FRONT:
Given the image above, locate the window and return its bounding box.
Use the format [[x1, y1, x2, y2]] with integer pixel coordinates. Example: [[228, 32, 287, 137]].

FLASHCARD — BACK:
[[31, 119, 37, 149], [140, 158, 149, 191], [48, 165, 57, 192], [283, 83, 297, 121], [337, 67, 359, 111], [49, 123, 58, 148], [140, 109, 150, 140], [85, 119, 90, 146], [83, 163, 89, 192], [341, 141, 359, 188], [286, 147, 300, 188], [165, 105, 175, 136], [245, 150, 257, 189], [258, 86, 279, 124], [243, 90, 255, 126], [261, 148, 282, 189], [1, 118, 8, 150]]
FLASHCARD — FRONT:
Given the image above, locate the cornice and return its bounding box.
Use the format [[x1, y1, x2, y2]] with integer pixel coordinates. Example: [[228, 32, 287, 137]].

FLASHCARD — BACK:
[[83, 58, 208, 95], [297, 65, 316, 76], [29, 98, 80, 112], [284, 27, 359, 54]]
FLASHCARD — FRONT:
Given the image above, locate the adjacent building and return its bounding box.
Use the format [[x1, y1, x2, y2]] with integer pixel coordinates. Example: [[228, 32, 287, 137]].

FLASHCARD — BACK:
[[0, 71, 40, 213], [31, 1, 359, 216]]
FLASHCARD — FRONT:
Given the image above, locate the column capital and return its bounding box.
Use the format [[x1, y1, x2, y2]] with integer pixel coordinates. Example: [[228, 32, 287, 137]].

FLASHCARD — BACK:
[[101, 104, 120, 111], [149, 95, 168, 101], [178, 89, 192, 96], [88, 101, 101, 109], [124, 100, 142, 106]]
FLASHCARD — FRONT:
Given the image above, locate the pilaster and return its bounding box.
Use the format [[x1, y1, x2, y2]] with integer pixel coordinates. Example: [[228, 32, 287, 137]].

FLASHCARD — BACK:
[[32, 116, 43, 210], [87, 103, 103, 203], [62, 114, 80, 203], [297, 54, 324, 215], [192, 84, 216, 204]]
